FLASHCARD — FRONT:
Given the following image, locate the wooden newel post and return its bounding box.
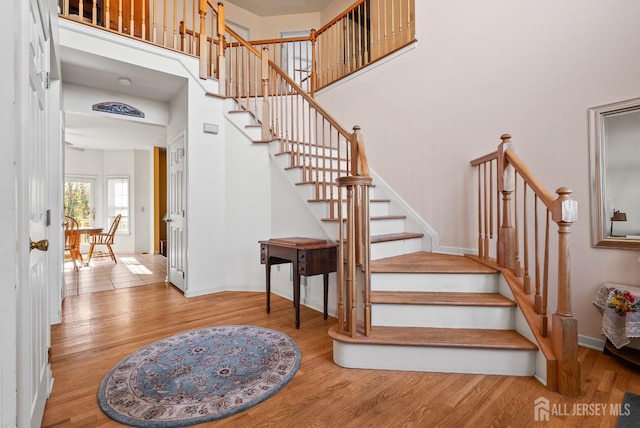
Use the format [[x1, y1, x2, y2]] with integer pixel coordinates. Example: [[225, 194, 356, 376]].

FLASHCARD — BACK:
[[551, 187, 580, 395], [198, 0, 208, 79], [261, 47, 270, 140], [179, 21, 185, 52], [217, 2, 226, 95], [310, 29, 317, 98], [497, 134, 515, 269], [351, 125, 361, 175]]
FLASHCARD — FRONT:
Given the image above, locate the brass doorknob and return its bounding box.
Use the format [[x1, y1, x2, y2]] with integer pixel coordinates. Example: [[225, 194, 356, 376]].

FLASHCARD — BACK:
[[30, 239, 49, 252]]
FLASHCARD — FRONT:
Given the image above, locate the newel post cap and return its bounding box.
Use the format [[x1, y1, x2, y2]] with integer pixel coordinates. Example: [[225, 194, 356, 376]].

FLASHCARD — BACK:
[[554, 187, 578, 223]]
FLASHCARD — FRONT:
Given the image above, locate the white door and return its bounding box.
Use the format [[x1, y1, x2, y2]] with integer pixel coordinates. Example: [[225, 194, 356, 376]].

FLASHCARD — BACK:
[[17, 0, 52, 425], [167, 132, 187, 291]]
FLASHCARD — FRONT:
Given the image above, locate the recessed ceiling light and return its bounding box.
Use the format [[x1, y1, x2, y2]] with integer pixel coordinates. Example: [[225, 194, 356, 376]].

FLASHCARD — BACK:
[[118, 77, 132, 86]]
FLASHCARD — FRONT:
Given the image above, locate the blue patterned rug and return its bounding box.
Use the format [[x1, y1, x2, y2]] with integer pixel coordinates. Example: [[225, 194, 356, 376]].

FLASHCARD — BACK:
[[98, 325, 300, 427]]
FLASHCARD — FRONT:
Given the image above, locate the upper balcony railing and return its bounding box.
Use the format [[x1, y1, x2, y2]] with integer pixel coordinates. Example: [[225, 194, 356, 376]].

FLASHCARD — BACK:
[[58, 0, 415, 97]]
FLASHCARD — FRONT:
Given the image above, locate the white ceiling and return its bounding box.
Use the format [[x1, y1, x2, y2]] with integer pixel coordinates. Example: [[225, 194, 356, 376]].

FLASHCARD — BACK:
[[61, 47, 186, 151], [228, 0, 334, 16], [61, 47, 186, 103]]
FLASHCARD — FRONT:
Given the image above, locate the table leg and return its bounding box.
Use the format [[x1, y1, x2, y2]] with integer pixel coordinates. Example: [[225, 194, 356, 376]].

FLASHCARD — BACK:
[[293, 267, 301, 329], [323, 273, 329, 320], [265, 261, 271, 314]]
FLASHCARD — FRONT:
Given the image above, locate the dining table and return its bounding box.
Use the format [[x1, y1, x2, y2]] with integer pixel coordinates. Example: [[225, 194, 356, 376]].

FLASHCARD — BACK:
[[67, 226, 103, 264]]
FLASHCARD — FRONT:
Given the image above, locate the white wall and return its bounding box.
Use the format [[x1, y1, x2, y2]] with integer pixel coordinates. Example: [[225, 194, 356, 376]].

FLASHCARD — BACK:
[[222, 118, 271, 291], [224, 2, 321, 39], [64, 83, 168, 125], [173, 77, 229, 297], [316, 0, 640, 340], [321, 0, 353, 23], [134, 150, 152, 252]]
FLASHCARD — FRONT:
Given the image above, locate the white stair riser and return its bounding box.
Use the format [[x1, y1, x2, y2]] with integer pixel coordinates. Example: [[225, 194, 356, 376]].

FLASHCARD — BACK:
[[226, 111, 255, 128], [370, 238, 423, 260], [275, 152, 348, 171], [371, 304, 515, 329], [279, 161, 345, 183], [310, 201, 389, 218], [371, 273, 500, 293], [278, 143, 342, 158], [243, 126, 262, 141], [333, 341, 536, 376], [370, 218, 405, 235]]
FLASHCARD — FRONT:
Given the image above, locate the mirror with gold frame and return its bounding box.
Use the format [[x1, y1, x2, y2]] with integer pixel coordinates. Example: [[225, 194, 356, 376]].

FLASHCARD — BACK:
[[589, 97, 640, 249]]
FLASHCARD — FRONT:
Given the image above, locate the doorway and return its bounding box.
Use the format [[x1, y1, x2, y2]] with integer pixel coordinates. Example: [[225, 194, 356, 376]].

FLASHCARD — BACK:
[[64, 175, 97, 249], [167, 131, 186, 291]]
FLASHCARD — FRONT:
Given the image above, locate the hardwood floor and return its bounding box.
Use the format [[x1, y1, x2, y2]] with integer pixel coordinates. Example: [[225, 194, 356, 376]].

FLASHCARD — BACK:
[[64, 252, 167, 295], [42, 283, 640, 427]]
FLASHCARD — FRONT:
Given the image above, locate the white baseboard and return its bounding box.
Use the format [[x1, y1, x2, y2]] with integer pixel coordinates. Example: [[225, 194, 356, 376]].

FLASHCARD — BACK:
[[579, 334, 605, 351]]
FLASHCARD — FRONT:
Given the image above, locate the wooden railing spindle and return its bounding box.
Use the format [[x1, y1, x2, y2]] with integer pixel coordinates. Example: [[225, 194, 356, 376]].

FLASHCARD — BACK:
[[534, 196, 542, 313], [130, 0, 135, 36], [523, 184, 531, 294], [542, 208, 550, 336]]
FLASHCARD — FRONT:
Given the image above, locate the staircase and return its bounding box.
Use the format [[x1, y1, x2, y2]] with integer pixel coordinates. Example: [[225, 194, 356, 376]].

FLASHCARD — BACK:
[[225, 100, 541, 380], [218, 4, 577, 393]]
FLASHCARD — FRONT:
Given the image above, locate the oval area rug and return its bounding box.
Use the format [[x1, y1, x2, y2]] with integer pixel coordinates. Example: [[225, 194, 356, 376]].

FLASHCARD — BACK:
[[98, 325, 300, 427]]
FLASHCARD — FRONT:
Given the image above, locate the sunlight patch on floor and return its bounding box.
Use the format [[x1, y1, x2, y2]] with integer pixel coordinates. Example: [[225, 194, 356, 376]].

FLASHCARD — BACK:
[[120, 257, 154, 275]]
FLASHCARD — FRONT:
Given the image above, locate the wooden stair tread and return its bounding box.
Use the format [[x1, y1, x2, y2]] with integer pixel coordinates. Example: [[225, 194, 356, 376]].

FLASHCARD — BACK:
[[307, 198, 390, 203], [275, 151, 343, 159], [295, 181, 376, 188], [323, 215, 406, 222], [275, 140, 336, 150], [370, 232, 424, 243], [285, 166, 349, 173], [328, 325, 538, 351], [371, 251, 498, 274], [369, 291, 516, 306]]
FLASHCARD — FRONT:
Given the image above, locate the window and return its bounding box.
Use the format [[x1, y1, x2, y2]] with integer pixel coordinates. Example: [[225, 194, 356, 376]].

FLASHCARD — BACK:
[[64, 175, 96, 228], [106, 176, 129, 233]]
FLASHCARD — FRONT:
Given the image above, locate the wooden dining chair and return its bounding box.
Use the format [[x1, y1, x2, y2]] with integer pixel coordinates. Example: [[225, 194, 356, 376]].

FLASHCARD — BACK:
[[86, 214, 122, 264], [64, 216, 82, 271]]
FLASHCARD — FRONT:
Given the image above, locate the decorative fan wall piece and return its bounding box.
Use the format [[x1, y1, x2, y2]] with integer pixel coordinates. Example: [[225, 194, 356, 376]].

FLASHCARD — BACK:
[[92, 102, 145, 118]]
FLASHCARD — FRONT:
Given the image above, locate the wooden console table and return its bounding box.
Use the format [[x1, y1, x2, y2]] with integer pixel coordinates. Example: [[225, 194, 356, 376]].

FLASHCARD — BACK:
[[260, 237, 338, 328]]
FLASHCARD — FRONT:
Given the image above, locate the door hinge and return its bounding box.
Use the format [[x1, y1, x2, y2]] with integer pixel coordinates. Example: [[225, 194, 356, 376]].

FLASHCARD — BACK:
[[182, 272, 185, 279], [45, 72, 50, 89], [47, 347, 51, 364]]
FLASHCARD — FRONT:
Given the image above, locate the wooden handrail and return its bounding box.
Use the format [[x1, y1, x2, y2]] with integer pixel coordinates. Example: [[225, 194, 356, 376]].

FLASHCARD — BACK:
[[248, 36, 312, 46], [316, 0, 368, 35], [470, 150, 498, 166], [504, 148, 555, 209], [266, 59, 353, 140]]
